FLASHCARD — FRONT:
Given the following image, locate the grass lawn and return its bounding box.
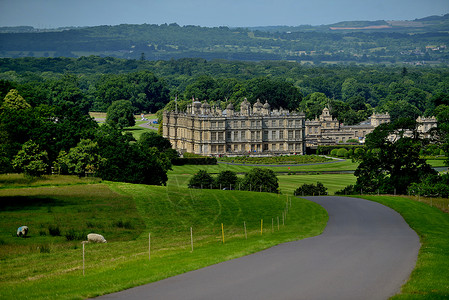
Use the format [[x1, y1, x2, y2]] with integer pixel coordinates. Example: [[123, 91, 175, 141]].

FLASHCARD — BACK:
[[169, 159, 358, 175], [358, 195, 449, 299], [0, 177, 327, 299], [426, 159, 448, 168], [123, 120, 158, 140], [167, 172, 356, 196], [278, 174, 356, 195]]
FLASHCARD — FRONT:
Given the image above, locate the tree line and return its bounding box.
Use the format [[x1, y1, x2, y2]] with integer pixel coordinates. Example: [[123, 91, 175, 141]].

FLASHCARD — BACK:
[[1, 57, 449, 124], [1, 21, 448, 63]]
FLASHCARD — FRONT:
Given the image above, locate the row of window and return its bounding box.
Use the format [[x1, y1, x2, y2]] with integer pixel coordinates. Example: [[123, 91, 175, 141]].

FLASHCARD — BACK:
[[210, 143, 303, 153]]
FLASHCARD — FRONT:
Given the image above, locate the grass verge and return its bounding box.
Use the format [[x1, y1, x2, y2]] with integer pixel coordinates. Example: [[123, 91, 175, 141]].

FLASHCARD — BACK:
[[359, 195, 449, 299]]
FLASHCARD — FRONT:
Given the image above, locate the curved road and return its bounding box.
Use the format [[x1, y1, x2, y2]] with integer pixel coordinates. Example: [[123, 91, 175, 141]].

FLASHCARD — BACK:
[[98, 196, 420, 300]]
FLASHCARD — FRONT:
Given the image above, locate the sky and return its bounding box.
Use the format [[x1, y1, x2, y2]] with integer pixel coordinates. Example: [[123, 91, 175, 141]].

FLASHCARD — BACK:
[[0, 0, 448, 29]]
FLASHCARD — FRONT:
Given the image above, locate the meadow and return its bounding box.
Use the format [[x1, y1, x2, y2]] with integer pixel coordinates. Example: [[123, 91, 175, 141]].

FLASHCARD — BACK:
[[0, 177, 327, 299]]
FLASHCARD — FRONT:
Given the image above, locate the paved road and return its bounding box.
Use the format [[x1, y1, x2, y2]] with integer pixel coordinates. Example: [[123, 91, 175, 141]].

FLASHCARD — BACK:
[[98, 196, 420, 300]]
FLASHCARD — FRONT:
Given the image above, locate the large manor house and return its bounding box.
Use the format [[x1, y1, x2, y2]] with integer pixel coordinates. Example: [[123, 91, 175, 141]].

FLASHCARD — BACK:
[[163, 98, 437, 156]]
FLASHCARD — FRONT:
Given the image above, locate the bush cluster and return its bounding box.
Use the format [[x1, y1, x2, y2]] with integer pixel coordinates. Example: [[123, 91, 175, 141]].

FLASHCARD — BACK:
[[294, 182, 328, 196], [188, 168, 279, 193]]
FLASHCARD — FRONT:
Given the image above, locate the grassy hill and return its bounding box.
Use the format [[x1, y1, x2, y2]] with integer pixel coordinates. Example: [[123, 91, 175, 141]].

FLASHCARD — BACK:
[[0, 176, 327, 299]]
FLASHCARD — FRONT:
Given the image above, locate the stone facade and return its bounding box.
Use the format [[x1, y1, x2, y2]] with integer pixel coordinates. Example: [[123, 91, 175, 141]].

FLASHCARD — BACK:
[[163, 101, 438, 156], [305, 108, 437, 146], [304, 108, 390, 146], [163, 99, 306, 156]]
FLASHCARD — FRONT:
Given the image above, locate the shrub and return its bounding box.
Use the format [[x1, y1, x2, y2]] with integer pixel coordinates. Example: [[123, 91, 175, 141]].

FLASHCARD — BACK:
[[215, 170, 238, 189], [354, 147, 365, 157], [330, 149, 339, 156], [294, 182, 328, 196], [188, 170, 214, 188], [48, 225, 61, 236], [113, 219, 134, 229], [39, 245, 50, 253], [64, 229, 85, 241], [347, 149, 354, 158], [241, 168, 279, 193], [346, 139, 359, 143], [335, 184, 357, 195], [337, 148, 348, 157], [172, 157, 217, 165]]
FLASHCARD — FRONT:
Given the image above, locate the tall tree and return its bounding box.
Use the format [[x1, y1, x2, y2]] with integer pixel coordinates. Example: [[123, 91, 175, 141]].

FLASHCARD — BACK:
[[106, 100, 136, 128], [354, 118, 436, 194]]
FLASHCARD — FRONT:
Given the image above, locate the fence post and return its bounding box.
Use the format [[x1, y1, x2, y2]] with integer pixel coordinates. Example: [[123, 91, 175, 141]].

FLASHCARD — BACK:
[[260, 219, 263, 235], [221, 223, 225, 244], [244, 221, 247, 239], [82, 242, 85, 276], [190, 227, 193, 252]]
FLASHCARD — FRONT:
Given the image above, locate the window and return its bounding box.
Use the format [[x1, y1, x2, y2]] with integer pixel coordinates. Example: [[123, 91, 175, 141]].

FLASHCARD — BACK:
[[211, 132, 217, 141], [271, 131, 276, 140], [288, 130, 293, 139], [279, 130, 284, 139], [295, 130, 300, 139], [218, 132, 224, 141], [234, 131, 238, 141]]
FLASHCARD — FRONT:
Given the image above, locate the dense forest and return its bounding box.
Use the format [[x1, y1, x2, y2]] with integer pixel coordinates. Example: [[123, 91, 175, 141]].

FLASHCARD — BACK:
[[1, 14, 449, 64], [1, 56, 448, 125]]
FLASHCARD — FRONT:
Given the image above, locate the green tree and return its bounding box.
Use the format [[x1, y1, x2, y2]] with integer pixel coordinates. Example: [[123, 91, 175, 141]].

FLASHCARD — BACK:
[[54, 139, 105, 176], [12, 140, 48, 177], [94, 125, 171, 185], [188, 170, 214, 188], [299, 92, 329, 120], [106, 100, 136, 128], [215, 170, 238, 189], [353, 118, 436, 194], [294, 182, 328, 196], [435, 105, 449, 166], [1, 89, 31, 110], [245, 77, 302, 111], [240, 167, 279, 193], [138, 131, 172, 152]]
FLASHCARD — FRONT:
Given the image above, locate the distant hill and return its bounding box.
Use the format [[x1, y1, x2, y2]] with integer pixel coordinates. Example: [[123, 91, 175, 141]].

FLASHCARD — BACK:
[[0, 14, 448, 64]]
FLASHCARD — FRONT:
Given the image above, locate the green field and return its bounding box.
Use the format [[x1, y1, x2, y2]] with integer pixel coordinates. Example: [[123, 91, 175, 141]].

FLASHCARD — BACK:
[[169, 159, 358, 175], [0, 178, 327, 299], [167, 173, 356, 196]]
